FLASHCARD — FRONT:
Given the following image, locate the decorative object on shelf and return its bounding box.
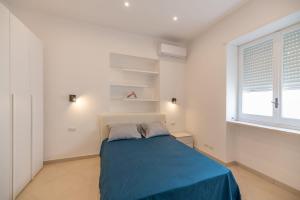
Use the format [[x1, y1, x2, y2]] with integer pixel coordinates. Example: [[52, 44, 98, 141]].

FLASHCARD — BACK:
[[127, 91, 137, 99], [69, 94, 77, 102], [109, 53, 160, 112], [171, 98, 177, 104]]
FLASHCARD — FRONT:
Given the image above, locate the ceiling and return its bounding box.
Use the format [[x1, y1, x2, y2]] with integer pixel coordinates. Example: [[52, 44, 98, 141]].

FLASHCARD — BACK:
[[7, 0, 248, 42]]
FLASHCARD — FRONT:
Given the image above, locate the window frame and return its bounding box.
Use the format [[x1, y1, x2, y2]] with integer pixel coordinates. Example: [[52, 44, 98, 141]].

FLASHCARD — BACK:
[[237, 23, 300, 130], [278, 23, 300, 129], [238, 34, 275, 125]]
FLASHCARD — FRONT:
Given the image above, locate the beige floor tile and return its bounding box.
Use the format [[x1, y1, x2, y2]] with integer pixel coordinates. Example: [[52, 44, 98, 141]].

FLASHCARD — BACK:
[[17, 157, 100, 200], [17, 157, 299, 200], [230, 165, 300, 200]]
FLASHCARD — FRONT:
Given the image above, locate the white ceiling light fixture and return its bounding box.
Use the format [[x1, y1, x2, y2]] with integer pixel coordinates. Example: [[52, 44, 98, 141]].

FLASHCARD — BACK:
[[124, 1, 130, 8], [173, 16, 178, 22]]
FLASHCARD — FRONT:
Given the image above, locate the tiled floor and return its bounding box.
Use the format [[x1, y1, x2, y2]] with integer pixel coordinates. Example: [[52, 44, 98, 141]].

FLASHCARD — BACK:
[[17, 157, 100, 200], [17, 157, 300, 200], [230, 165, 300, 200]]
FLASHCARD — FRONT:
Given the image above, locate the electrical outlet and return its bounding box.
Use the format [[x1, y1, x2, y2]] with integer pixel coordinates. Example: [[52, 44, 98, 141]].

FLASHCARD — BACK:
[[68, 128, 77, 132]]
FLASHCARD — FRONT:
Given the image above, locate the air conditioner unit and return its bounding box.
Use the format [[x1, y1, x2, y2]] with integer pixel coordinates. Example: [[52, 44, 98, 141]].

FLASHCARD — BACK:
[[158, 43, 187, 59]]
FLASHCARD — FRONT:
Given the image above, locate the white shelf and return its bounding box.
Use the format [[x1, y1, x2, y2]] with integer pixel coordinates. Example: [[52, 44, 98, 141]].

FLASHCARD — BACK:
[[110, 83, 149, 88], [110, 52, 159, 63], [112, 98, 160, 102], [121, 68, 159, 75], [109, 52, 160, 112]]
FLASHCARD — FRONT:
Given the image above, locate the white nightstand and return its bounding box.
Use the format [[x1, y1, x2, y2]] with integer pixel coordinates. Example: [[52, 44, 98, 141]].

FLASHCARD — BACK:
[[171, 131, 193, 148]]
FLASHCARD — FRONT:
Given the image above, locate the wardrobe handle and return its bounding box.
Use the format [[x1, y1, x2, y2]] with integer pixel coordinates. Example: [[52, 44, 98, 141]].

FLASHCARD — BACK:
[[11, 93, 14, 200], [11, 93, 14, 156], [30, 94, 33, 179]]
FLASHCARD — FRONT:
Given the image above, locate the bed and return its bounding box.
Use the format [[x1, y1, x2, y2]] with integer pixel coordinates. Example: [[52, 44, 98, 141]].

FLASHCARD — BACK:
[[99, 113, 240, 200]]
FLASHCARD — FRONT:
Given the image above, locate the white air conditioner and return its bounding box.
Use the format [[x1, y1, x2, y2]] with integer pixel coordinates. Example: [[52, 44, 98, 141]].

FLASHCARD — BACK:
[[158, 43, 187, 59]]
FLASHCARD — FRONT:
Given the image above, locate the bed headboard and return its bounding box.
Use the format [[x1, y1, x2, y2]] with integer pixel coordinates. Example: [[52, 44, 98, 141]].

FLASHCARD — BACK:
[[98, 113, 166, 143]]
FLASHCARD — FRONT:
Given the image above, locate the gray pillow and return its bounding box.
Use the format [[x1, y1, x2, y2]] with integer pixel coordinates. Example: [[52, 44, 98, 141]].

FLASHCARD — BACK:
[[108, 123, 142, 142], [141, 122, 170, 138]]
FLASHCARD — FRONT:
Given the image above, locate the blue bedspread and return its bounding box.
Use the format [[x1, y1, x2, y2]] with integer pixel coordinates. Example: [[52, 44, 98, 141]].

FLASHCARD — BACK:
[[100, 136, 240, 200]]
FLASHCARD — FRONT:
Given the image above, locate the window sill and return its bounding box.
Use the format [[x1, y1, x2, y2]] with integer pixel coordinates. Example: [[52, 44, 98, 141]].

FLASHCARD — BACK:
[[227, 120, 300, 135]]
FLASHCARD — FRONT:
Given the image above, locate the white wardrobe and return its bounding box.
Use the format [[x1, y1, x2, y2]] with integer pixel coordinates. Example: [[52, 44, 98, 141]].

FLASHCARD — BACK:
[[0, 3, 44, 200]]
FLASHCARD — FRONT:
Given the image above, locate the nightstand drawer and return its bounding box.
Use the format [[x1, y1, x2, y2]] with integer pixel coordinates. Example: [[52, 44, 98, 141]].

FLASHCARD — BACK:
[[171, 131, 194, 148], [177, 136, 193, 145], [182, 142, 193, 148]]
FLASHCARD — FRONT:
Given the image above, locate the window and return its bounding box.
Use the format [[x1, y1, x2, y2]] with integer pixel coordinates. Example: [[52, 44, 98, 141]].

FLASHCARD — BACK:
[[238, 24, 300, 130], [282, 28, 300, 120]]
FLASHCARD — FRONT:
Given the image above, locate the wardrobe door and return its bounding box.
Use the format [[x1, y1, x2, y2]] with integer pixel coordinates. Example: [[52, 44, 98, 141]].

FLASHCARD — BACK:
[[10, 14, 32, 198], [29, 32, 44, 177], [0, 3, 12, 200]]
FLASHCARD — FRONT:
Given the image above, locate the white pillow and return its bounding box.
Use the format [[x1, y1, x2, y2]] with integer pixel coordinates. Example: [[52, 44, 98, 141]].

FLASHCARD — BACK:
[[108, 123, 142, 142], [141, 122, 170, 138]]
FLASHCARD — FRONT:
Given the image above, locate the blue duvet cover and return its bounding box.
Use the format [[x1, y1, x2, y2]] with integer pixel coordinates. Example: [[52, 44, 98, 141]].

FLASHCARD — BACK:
[[100, 136, 240, 200]]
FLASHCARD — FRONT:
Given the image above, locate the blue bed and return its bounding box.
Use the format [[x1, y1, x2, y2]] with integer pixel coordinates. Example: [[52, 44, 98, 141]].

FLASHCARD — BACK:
[[100, 135, 240, 200]]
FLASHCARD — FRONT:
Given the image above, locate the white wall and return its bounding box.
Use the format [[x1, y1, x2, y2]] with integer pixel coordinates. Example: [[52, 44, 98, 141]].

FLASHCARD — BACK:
[[230, 124, 300, 190], [11, 9, 186, 161], [160, 57, 186, 132], [186, 0, 300, 190]]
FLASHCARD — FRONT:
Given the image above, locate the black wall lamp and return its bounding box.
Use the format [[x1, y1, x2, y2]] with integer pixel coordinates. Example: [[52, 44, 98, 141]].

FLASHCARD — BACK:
[[171, 98, 177, 104], [69, 95, 77, 102]]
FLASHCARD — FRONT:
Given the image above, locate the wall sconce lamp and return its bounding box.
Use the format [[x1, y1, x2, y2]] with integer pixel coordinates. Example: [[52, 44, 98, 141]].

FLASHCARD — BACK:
[[171, 98, 177, 104], [69, 95, 77, 103]]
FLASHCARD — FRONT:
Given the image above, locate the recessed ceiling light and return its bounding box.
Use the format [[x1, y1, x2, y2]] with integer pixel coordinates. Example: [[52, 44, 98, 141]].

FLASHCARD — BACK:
[[173, 16, 178, 21], [124, 1, 130, 7]]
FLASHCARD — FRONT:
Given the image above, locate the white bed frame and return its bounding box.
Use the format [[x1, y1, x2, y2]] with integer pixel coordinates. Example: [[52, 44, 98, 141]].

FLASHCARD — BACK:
[[99, 113, 166, 144]]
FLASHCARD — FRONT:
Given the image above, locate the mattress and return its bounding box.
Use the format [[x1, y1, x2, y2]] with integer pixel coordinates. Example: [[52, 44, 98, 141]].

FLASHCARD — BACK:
[[99, 135, 240, 200]]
